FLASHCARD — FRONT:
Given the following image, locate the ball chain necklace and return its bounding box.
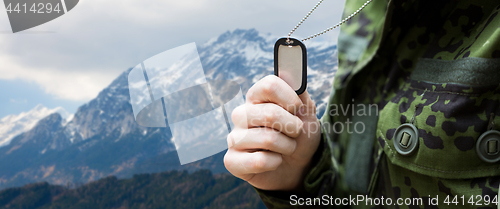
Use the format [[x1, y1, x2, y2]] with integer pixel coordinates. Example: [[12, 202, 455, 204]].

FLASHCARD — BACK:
[[288, 0, 373, 42], [274, 0, 373, 95]]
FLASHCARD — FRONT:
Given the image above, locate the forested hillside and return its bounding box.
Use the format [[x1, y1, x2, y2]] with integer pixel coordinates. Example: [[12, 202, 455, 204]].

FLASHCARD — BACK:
[[0, 170, 265, 209]]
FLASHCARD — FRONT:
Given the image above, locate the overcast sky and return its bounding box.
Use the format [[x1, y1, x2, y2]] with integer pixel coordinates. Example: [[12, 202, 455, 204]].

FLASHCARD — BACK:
[[0, 0, 345, 118]]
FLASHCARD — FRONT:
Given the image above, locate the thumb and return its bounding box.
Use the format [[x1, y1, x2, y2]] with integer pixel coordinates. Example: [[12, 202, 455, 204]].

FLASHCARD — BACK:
[[298, 90, 317, 118]]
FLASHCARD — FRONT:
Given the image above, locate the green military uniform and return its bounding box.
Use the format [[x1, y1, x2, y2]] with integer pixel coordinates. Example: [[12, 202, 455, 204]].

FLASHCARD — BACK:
[[257, 0, 500, 208]]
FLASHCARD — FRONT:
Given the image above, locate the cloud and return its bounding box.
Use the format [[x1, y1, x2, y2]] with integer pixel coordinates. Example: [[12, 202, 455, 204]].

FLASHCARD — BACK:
[[9, 98, 27, 104], [0, 0, 344, 101], [0, 55, 117, 101]]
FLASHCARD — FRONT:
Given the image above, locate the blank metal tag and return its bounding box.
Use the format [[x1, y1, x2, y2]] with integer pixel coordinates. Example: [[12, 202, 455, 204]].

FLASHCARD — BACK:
[[274, 37, 307, 95]]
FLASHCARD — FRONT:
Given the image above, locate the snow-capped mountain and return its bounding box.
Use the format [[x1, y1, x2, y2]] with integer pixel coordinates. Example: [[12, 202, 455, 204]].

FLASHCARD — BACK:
[[0, 29, 337, 190], [199, 29, 337, 115], [0, 105, 71, 147]]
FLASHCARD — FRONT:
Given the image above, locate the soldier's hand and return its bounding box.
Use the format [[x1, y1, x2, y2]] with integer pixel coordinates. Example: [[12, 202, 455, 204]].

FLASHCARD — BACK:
[[224, 75, 322, 191]]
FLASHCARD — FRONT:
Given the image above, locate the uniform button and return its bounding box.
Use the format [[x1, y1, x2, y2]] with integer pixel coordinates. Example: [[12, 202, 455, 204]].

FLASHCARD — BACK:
[[476, 130, 500, 163], [393, 123, 419, 156]]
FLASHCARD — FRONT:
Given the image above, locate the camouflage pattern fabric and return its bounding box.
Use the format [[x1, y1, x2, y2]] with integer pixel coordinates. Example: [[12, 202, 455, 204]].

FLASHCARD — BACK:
[[256, 0, 500, 208]]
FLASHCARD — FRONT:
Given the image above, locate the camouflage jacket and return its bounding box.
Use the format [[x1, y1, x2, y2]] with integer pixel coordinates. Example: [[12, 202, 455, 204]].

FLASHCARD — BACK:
[[257, 0, 500, 208]]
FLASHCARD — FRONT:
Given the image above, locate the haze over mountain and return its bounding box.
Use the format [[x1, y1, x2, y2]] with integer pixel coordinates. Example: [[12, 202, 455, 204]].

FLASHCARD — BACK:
[[0, 28, 337, 190]]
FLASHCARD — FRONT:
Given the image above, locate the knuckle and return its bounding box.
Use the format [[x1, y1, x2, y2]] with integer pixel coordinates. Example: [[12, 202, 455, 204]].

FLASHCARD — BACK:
[[231, 105, 245, 123], [229, 129, 247, 147], [223, 151, 233, 169], [262, 132, 277, 148], [265, 103, 281, 114], [252, 154, 267, 171], [245, 87, 256, 101], [262, 74, 278, 83], [261, 78, 278, 96], [247, 75, 278, 100], [226, 133, 234, 147], [263, 110, 277, 123]]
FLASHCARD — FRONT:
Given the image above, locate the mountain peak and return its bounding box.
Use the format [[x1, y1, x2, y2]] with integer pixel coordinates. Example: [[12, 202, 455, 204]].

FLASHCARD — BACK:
[[217, 29, 260, 42], [0, 105, 70, 147], [33, 104, 45, 111], [203, 28, 273, 48]]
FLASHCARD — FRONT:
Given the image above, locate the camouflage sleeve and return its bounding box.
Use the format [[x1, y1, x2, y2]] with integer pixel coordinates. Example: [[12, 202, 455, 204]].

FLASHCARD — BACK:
[[254, 123, 336, 208]]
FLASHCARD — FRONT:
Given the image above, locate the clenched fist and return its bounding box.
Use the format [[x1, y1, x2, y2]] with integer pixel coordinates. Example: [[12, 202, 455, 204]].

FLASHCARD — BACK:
[[224, 75, 322, 191]]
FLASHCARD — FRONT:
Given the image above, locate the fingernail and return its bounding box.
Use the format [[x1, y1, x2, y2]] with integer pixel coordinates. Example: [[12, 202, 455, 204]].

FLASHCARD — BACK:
[[299, 106, 305, 115]]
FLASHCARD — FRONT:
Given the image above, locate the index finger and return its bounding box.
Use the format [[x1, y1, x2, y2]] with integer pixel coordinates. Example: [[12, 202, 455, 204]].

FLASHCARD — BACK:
[[246, 75, 303, 115]]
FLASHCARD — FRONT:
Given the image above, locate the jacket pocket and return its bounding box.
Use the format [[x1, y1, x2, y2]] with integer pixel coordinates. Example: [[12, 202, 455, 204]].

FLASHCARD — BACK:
[[376, 57, 500, 179]]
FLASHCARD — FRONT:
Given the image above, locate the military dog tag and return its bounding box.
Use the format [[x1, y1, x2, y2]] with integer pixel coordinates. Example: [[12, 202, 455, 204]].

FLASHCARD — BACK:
[[274, 37, 307, 95]]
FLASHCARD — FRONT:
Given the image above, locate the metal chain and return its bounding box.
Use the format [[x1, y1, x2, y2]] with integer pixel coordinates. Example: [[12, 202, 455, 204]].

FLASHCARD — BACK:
[[287, 0, 373, 42]]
